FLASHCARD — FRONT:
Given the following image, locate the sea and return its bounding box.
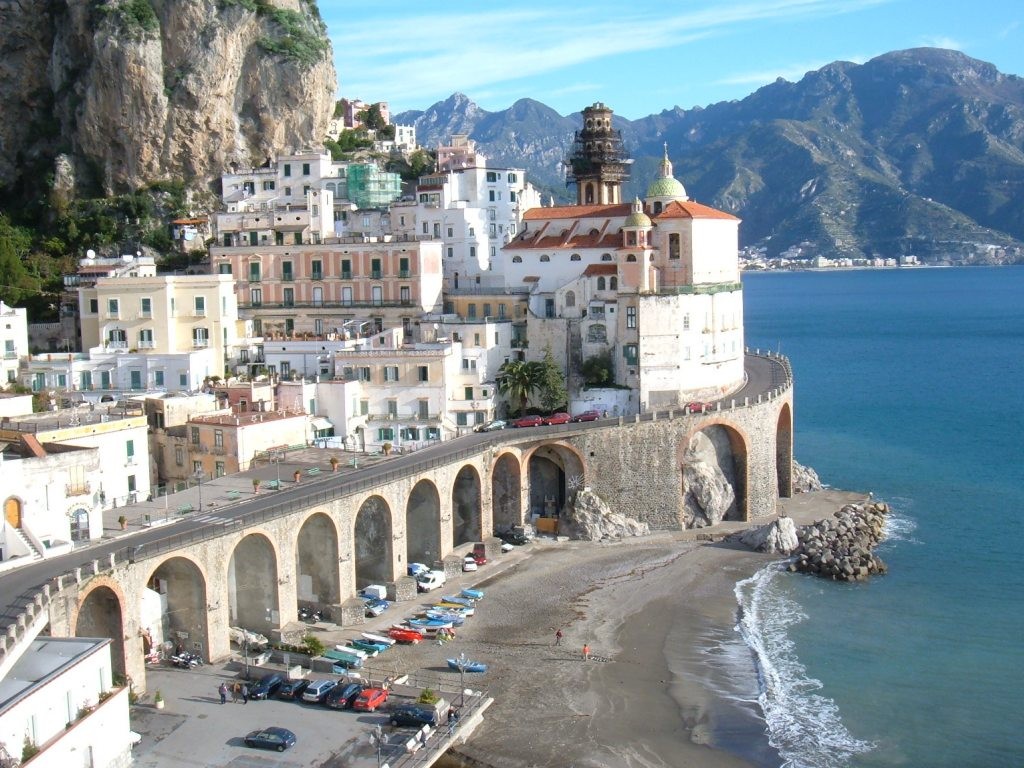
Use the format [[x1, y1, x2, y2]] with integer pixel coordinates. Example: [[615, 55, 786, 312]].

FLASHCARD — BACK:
[[729, 266, 1024, 768]]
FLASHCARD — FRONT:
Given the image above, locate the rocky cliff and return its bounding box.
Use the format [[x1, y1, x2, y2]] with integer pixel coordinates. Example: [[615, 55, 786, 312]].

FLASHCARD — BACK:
[[0, 0, 336, 201]]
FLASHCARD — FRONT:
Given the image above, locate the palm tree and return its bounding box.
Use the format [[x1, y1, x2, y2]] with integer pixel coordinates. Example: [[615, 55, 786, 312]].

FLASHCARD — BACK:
[[497, 360, 544, 416]]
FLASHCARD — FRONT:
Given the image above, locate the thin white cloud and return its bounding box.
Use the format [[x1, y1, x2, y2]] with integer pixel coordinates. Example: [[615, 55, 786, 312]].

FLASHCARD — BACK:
[[330, 0, 893, 105], [996, 20, 1019, 40]]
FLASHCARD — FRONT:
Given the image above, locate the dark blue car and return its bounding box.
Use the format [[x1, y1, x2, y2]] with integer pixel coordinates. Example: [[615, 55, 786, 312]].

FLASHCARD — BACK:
[[324, 682, 363, 709], [276, 679, 310, 700], [389, 703, 439, 727], [243, 726, 296, 752], [248, 673, 285, 700]]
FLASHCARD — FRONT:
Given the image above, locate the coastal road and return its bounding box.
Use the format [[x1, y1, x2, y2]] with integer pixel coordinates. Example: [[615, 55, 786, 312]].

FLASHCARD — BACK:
[[0, 353, 787, 636]]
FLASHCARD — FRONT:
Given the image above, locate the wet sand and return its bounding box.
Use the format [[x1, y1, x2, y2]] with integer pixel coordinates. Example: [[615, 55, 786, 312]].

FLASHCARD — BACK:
[[378, 489, 867, 768]]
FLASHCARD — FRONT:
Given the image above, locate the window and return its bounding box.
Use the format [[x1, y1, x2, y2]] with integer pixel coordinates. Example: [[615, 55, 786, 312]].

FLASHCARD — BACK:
[[669, 233, 681, 259], [565, 291, 576, 307], [194, 296, 205, 316], [360, 399, 369, 415], [623, 344, 638, 365], [447, 226, 454, 237], [371, 286, 383, 305], [107, 298, 119, 317], [683, 313, 690, 330], [215, 461, 225, 478], [508, 172, 517, 182], [486, 171, 498, 182], [610, 277, 618, 289], [263, 180, 275, 191], [283, 288, 294, 307], [418, 400, 430, 418], [384, 365, 399, 382], [378, 427, 394, 441], [89, 298, 98, 314], [155, 370, 164, 387], [192, 327, 209, 348], [250, 288, 262, 307], [282, 261, 294, 281], [399, 257, 410, 277], [418, 365, 429, 382], [283, 163, 291, 177], [467, 303, 477, 319], [126, 439, 135, 459], [597, 277, 606, 290], [249, 262, 261, 282], [482, 303, 492, 317], [498, 303, 507, 318], [626, 306, 637, 329], [626, 254, 637, 262], [214, 429, 224, 448], [302, 162, 310, 175], [433, 222, 441, 238], [138, 328, 154, 348], [400, 286, 411, 305], [190, 427, 200, 445], [342, 287, 353, 306], [489, 190, 495, 202], [140, 297, 152, 317], [371, 258, 382, 279], [462, 358, 477, 371], [446, 247, 453, 258], [387, 400, 398, 417], [127, 475, 137, 494], [341, 258, 352, 279], [464, 386, 474, 400], [570, 253, 581, 261], [509, 190, 517, 202], [512, 255, 522, 263], [540, 254, 550, 262], [456, 412, 468, 426], [601, 253, 613, 262], [175, 446, 184, 466], [473, 333, 481, 346], [469, 246, 476, 259], [179, 373, 188, 387]]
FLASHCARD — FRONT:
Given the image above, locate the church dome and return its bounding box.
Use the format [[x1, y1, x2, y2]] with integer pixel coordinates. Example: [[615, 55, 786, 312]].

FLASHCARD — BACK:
[[623, 198, 652, 228], [646, 175, 687, 199]]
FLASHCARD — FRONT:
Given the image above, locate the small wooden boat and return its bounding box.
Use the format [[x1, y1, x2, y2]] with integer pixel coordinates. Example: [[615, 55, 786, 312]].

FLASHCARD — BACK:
[[435, 602, 475, 616], [324, 649, 363, 668], [388, 627, 423, 644], [447, 657, 487, 673], [407, 617, 454, 631], [440, 595, 475, 607], [334, 644, 368, 659], [361, 632, 396, 647], [346, 642, 378, 657], [461, 588, 485, 600], [350, 638, 389, 653], [424, 610, 465, 626]]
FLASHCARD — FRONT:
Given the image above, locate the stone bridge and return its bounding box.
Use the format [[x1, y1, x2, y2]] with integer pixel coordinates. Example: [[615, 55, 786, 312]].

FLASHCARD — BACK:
[[0, 352, 793, 692]]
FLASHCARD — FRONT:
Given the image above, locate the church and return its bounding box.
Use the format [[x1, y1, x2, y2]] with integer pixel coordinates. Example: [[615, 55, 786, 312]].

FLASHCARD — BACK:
[[501, 103, 746, 414]]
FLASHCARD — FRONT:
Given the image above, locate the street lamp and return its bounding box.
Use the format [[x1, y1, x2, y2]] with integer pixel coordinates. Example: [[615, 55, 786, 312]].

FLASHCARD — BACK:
[[193, 468, 204, 510], [271, 450, 284, 488], [369, 724, 389, 768], [456, 651, 468, 708]]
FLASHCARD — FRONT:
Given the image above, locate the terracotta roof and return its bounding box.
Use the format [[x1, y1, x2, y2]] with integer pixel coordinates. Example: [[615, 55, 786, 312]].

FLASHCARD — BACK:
[[21, 434, 47, 458], [523, 203, 632, 220], [172, 217, 207, 225], [582, 264, 618, 276], [654, 200, 739, 221]]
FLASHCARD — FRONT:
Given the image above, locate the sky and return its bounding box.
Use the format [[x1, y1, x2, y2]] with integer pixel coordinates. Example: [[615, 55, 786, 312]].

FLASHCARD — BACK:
[[325, 0, 1024, 120]]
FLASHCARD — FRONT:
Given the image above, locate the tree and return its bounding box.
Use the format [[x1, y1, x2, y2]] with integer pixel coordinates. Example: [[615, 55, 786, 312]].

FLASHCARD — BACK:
[[581, 351, 613, 386], [0, 215, 38, 305], [497, 359, 543, 416], [537, 346, 568, 412]]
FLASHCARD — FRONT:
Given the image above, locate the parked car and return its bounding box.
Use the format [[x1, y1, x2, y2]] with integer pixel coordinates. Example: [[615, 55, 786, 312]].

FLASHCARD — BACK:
[[389, 704, 440, 728], [249, 672, 285, 700], [324, 681, 363, 709], [416, 570, 447, 592], [571, 410, 601, 422], [462, 556, 478, 572], [407, 562, 430, 578], [542, 412, 571, 425], [243, 727, 296, 752], [473, 419, 507, 432], [276, 679, 310, 700], [364, 598, 389, 618], [301, 679, 338, 704], [685, 401, 715, 412], [497, 529, 529, 546], [511, 414, 544, 428], [352, 687, 389, 712]]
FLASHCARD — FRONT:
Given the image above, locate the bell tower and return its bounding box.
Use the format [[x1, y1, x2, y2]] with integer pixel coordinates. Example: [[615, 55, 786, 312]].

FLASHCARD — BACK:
[[566, 103, 630, 206]]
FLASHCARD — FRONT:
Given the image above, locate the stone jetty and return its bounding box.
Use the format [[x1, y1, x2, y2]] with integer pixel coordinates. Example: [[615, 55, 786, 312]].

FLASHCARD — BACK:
[[789, 501, 890, 581]]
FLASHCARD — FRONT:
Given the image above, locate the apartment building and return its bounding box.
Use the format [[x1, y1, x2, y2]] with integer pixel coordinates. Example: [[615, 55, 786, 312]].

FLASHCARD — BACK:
[[0, 301, 27, 387], [178, 409, 310, 481]]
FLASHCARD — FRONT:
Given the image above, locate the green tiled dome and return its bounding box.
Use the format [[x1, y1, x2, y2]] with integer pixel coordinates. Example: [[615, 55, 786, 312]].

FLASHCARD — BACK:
[[624, 209, 652, 228], [646, 175, 686, 199]]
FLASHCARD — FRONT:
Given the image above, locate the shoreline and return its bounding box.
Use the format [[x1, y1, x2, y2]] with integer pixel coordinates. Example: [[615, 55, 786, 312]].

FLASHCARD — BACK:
[[420, 488, 869, 768]]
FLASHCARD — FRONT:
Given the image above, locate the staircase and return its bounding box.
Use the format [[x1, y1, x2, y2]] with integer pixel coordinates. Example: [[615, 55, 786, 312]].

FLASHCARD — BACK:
[[10, 527, 43, 561]]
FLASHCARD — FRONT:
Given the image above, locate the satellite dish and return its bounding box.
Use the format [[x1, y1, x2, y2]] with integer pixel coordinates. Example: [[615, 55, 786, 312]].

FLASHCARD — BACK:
[[85, 249, 96, 260]]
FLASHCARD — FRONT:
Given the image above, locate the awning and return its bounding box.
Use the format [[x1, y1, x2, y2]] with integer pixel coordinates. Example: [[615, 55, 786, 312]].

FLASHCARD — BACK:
[[311, 417, 333, 432]]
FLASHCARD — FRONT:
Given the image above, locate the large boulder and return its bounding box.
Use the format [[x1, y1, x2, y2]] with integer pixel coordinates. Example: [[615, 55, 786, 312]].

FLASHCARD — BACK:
[[561, 489, 650, 541], [739, 516, 800, 554], [682, 459, 735, 527], [792, 461, 824, 492]]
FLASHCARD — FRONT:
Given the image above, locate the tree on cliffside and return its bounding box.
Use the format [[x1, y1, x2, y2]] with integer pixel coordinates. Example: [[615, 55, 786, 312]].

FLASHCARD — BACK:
[[536, 346, 568, 412], [497, 359, 543, 416], [0, 215, 38, 305]]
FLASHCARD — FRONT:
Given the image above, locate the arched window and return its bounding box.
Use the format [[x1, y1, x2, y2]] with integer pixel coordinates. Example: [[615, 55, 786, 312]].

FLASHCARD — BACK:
[[540, 254, 550, 262], [669, 233, 681, 259], [610, 277, 618, 289], [650, 253, 655, 262], [597, 277, 606, 290], [601, 253, 612, 262], [589, 228, 600, 236], [626, 254, 637, 262], [626, 232, 637, 246], [653, 201, 663, 214], [570, 253, 581, 261], [512, 255, 522, 263], [565, 291, 576, 307]]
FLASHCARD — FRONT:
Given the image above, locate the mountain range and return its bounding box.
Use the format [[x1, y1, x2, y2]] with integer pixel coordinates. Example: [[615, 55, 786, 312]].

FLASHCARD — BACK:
[[395, 48, 1024, 264]]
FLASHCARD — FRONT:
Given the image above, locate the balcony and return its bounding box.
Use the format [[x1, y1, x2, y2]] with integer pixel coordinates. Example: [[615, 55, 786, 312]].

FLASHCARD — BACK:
[[3, 350, 17, 359], [193, 309, 207, 317], [106, 341, 128, 350], [138, 340, 156, 349], [398, 270, 411, 278], [341, 271, 353, 280], [311, 272, 324, 281], [65, 482, 92, 496], [371, 270, 383, 279], [193, 339, 210, 348], [282, 274, 294, 282]]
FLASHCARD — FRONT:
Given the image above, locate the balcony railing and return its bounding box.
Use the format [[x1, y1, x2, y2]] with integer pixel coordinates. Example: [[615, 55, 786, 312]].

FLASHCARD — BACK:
[[282, 274, 294, 282], [138, 340, 156, 349], [3, 351, 17, 359], [371, 270, 383, 279], [65, 482, 92, 496], [398, 270, 411, 278], [106, 341, 128, 350], [193, 339, 210, 348], [311, 272, 324, 281], [341, 271, 353, 280]]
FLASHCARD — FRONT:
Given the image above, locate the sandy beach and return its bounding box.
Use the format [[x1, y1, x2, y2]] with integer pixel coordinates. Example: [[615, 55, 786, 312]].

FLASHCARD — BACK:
[[376, 488, 867, 768]]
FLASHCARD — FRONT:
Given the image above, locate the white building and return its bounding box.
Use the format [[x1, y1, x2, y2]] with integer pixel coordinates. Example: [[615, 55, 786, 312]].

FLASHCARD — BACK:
[[0, 635, 132, 768], [1, 301, 28, 388]]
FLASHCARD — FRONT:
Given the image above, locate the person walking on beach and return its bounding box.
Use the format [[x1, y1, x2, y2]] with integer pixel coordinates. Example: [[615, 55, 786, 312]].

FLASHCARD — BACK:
[[241, 683, 249, 704], [554, 628, 563, 646], [218, 682, 228, 704], [581, 644, 590, 661]]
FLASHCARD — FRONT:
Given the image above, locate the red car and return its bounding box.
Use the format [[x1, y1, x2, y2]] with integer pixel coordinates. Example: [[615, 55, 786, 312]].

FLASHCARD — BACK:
[[352, 687, 389, 712], [686, 401, 714, 412], [512, 415, 544, 428], [571, 410, 601, 422], [542, 412, 571, 425]]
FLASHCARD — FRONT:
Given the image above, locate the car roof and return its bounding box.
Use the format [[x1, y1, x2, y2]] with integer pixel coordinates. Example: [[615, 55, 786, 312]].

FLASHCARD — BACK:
[[264, 726, 295, 737]]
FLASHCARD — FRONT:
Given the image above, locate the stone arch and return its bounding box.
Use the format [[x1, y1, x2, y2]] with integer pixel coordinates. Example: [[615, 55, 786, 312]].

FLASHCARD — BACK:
[[680, 424, 749, 527], [491, 453, 522, 532], [354, 495, 394, 587], [145, 556, 209, 660], [4, 496, 22, 528], [776, 402, 794, 498], [227, 533, 280, 632], [295, 512, 340, 608], [452, 465, 482, 546], [526, 443, 586, 522], [75, 581, 127, 678], [406, 480, 441, 567]]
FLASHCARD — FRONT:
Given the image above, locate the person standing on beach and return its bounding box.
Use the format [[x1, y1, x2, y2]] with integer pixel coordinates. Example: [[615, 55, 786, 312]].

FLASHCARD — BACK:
[[241, 683, 249, 704], [555, 629, 563, 645], [218, 682, 228, 704], [231, 682, 240, 702], [582, 644, 590, 661]]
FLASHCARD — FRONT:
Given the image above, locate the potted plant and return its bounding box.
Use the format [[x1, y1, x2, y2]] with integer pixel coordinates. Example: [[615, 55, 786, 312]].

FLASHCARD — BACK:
[[118, 515, 128, 530], [154, 690, 164, 710], [329, 456, 340, 472], [252, 478, 261, 494], [382, 442, 393, 456]]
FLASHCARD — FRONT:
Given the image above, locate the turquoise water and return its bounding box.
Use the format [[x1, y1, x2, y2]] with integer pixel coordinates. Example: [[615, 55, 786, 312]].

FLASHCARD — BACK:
[[740, 267, 1024, 768]]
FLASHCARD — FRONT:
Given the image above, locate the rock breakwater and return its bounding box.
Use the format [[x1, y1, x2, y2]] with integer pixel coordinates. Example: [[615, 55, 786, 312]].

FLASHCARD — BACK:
[[789, 501, 890, 581]]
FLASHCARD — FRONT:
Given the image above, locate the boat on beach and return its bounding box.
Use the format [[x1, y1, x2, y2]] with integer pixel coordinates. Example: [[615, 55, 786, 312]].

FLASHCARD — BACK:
[[361, 632, 396, 646], [435, 602, 475, 616], [388, 627, 424, 644], [447, 657, 488, 673], [461, 588, 485, 600], [424, 610, 465, 626], [440, 595, 475, 607], [407, 617, 454, 631], [350, 638, 389, 653]]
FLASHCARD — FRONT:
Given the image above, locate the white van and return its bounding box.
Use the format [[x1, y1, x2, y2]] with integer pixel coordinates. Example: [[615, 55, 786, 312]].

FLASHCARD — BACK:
[[416, 570, 446, 593]]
